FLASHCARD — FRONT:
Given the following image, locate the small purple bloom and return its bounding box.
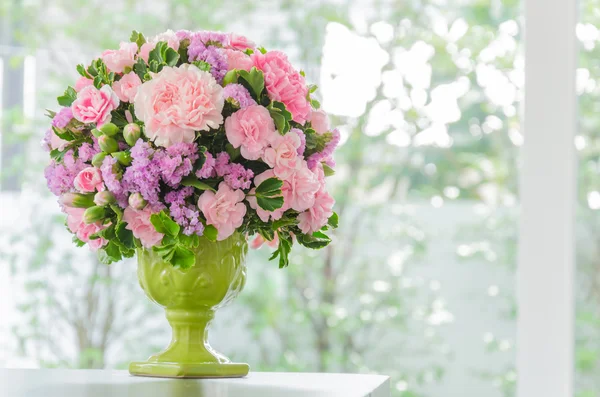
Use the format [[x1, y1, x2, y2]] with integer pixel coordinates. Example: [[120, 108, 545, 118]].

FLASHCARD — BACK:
[[223, 84, 256, 109], [165, 187, 205, 236], [294, 128, 306, 157], [196, 151, 216, 179], [78, 142, 99, 163], [52, 107, 73, 129], [188, 32, 229, 82], [223, 163, 254, 190], [307, 128, 340, 169], [44, 150, 86, 196]]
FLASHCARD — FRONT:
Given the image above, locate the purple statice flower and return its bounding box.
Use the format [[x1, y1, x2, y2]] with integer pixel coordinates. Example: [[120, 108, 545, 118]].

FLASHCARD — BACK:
[[307, 128, 341, 169], [44, 150, 86, 196], [41, 129, 53, 152], [196, 151, 216, 179], [223, 163, 254, 190], [165, 187, 205, 236], [176, 30, 192, 41], [223, 84, 256, 109], [122, 140, 162, 208], [100, 156, 128, 208], [214, 152, 231, 177], [294, 128, 306, 157], [154, 142, 199, 188], [187, 32, 228, 82], [78, 142, 99, 163], [52, 107, 73, 129], [193, 31, 229, 46]]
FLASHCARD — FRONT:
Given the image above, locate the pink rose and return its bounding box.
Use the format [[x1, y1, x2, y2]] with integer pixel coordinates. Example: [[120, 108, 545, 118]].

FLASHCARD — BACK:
[[71, 85, 120, 127], [225, 105, 277, 160], [74, 77, 94, 92], [112, 72, 142, 103], [64, 206, 108, 251], [139, 30, 180, 63], [198, 182, 247, 241], [263, 132, 302, 179], [101, 42, 138, 73], [297, 188, 335, 234], [309, 109, 330, 135], [123, 206, 164, 248], [228, 33, 255, 51], [74, 167, 104, 193], [252, 51, 311, 124], [134, 64, 224, 148], [246, 170, 287, 223], [285, 161, 321, 212], [224, 49, 253, 71]]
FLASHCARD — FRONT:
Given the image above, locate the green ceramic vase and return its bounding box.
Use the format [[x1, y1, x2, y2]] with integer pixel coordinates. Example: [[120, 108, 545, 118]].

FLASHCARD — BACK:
[[129, 232, 249, 378]]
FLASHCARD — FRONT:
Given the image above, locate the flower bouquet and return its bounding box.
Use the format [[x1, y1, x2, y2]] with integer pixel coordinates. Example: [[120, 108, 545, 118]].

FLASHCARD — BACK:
[[43, 29, 339, 378]]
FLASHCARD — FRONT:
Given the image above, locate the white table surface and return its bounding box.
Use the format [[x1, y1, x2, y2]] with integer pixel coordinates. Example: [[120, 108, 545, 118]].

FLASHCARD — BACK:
[[0, 369, 390, 397]]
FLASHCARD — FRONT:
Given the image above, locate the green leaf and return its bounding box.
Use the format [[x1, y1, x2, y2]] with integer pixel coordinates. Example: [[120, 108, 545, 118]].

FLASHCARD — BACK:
[[148, 42, 168, 65], [257, 47, 267, 54], [268, 101, 292, 135], [150, 213, 167, 234], [165, 48, 180, 67], [308, 84, 318, 93], [237, 67, 265, 98], [153, 244, 175, 262], [255, 177, 283, 196], [310, 98, 321, 109], [270, 112, 288, 135], [225, 143, 241, 161], [171, 246, 196, 269], [322, 163, 335, 177], [327, 212, 339, 229], [57, 86, 77, 107], [192, 60, 212, 72], [181, 175, 216, 192], [52, 126, 75, 141], [203, 225, 218, 242], [93, 75, 103, 89], [130, 30, 146, 48], [50, 149, 67, 162], [275, 233, 293, 268], [257, 196, 284, 212], [133, 58, 148, 81], [297, 231, 331, 249], [159, 211, 180, 237], [272, 217, 298, 230], [76, 64, 89, 78], [258, 227, 275, 242], [98, 241, 122, 264], [116, 222, 135, 249]]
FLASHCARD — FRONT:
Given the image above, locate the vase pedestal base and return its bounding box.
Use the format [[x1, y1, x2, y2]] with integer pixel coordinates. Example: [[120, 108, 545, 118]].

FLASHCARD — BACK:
[[129, 361, 250, 378]]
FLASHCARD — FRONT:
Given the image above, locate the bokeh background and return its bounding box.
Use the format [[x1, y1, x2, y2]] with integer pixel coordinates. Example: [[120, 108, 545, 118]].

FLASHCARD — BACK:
[[0, 1, 599, 396]]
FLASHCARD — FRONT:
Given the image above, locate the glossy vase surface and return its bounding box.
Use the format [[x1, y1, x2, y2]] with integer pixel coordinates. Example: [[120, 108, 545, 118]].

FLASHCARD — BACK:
[[129, 232, 249, 378]]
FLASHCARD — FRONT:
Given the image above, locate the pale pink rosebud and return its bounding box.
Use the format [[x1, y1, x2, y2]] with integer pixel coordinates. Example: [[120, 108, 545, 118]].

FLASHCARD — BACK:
[[128, 193, 147, 210]]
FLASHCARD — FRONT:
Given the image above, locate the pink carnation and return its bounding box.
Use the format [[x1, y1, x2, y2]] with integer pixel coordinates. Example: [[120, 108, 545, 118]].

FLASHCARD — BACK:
[[224, 49, 253, 71], [197, 182, 247, 241], [134, 64, 224, 148], [71, 85, 120, 127], [225, 105, 277, 160], [246, 170, 286, 222], [64, 206, 108, 251], [263, 132, 302, 179], [74, 77, 93, 92], [123, 206, 164, 248], [297, 188, 335, 234], [74, 167, 104, 193], [252, 51, 311, 124], [285, 161, 321, 212], [309, 109, 330, 134], [112, 72, 142, 103], [228, 33, 255, 51], [101, 42, 138, 73]]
